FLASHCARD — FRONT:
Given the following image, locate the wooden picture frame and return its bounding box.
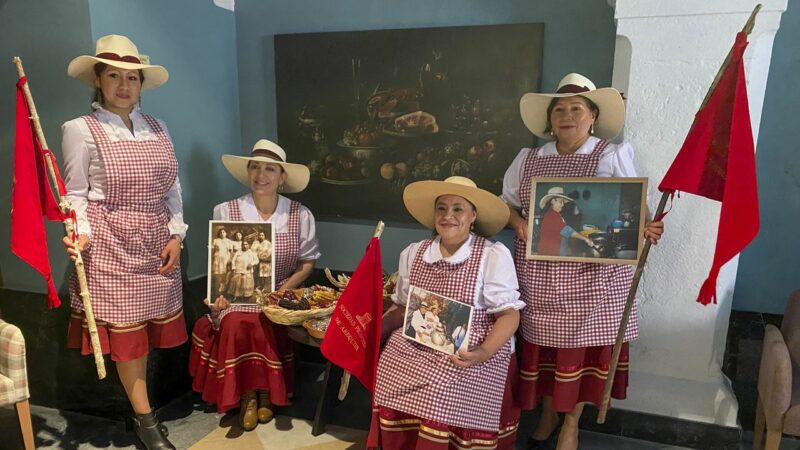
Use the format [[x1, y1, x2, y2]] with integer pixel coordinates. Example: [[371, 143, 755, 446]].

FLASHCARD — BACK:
[[526, 177, 649, 265], [208, 221, 276, 305]]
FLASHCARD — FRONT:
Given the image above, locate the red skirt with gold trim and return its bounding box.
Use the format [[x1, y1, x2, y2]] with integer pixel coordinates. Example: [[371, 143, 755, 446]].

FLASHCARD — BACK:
[[67, 308, 187, 362], [517, 340, 629, 412], [367, 356, 520, 450], [188, 311, 294, 413]]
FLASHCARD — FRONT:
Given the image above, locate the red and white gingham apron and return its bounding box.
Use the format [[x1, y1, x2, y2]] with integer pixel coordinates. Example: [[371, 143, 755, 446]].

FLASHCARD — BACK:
[[70, 114, 182, 324], [515, 140, 637, 348], [374, 237, 513, 431], [216, 198, 300, 320]]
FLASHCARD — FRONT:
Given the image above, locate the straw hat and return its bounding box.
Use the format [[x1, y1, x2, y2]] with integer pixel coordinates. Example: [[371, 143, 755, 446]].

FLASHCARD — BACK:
[[538, 186, 574, 210], [67, 35, 169, 90], [520, 73, 624, 140], [222, 139, 310, 193], [403, 176, 509, 237]]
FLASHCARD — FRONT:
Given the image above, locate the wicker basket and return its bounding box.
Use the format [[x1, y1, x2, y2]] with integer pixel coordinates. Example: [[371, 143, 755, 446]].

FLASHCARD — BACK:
[[303, 319, 329, 340], [260, 304, 335, 326]]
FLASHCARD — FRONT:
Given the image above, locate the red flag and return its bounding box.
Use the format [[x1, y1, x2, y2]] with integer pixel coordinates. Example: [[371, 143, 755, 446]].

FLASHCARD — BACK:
[[658, 32, 760, 306], [320, 237, 383, 393], [11, 77, 69, 308]]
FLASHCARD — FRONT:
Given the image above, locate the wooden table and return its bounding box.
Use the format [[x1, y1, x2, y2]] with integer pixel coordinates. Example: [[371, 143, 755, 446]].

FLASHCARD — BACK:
[[286, 325, 344, 436]]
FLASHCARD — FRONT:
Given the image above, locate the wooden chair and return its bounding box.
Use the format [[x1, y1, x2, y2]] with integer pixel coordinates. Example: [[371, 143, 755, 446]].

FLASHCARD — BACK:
[[754, 289, 800, 450], [0, 318, 34, 450]]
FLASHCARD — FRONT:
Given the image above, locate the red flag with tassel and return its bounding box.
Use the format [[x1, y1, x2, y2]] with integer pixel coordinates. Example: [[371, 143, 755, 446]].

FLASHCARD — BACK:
[[658, 32, 760, 305], [11, 77, 70, 308]]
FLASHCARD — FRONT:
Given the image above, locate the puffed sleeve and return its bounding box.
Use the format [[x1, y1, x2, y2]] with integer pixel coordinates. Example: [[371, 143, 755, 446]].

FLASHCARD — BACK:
[[597, 141, 638, 177], [297, 205, 321, 261], [61, 119, 92, 236], [212, 201, 229, 221], [480, 242, 525, 314], [501, 148, 532, 210], [158, 120, 189, 240], [391, 242, 421, 306]]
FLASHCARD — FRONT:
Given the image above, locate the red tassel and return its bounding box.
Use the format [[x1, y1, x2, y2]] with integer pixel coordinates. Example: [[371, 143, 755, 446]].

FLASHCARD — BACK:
[[697, 270, 719, 306]]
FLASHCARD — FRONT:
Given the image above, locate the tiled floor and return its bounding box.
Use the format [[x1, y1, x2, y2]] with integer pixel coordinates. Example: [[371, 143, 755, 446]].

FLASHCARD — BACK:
[[2, 360, 799, 449]]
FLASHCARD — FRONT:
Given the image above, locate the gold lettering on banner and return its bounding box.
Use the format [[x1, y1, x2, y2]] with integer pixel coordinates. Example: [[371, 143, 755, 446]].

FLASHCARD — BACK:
[[334, 316, 359, 351]]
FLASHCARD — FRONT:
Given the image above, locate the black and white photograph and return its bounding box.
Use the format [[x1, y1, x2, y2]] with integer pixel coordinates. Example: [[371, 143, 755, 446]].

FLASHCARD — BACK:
[[402, 285, 473, 355], [208, 221, 275, 304], [526, 177, 649, 264]]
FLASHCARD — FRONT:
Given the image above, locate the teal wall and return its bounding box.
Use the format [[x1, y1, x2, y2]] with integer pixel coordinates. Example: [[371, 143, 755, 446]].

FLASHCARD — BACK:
[[88, 0, 241, 280], [0, 0, 93, 293], [733, 2, 800, 314], [233, 0, 617, 272]]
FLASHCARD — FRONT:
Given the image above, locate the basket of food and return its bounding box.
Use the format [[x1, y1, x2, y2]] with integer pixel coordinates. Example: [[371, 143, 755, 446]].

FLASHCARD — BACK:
[[258, 285, 339, 326], [303, 317, 331, 340]]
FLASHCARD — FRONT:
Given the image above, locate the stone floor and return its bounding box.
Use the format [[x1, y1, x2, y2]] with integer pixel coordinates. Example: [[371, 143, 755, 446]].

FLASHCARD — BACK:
[[2, 359, 800, 449]]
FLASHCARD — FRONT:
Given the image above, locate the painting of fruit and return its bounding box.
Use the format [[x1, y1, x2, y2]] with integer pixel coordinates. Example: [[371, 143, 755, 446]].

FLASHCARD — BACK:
[[275, 23, 543, 222]]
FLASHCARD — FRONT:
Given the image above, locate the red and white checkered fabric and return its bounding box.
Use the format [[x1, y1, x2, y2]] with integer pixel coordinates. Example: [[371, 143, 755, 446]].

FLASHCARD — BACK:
[[0, 319, 29, 406], [374, 237, 513, 431], [515, 140, 636, 347], [218, 198, 301, 319], [70, 114, 182, 324]]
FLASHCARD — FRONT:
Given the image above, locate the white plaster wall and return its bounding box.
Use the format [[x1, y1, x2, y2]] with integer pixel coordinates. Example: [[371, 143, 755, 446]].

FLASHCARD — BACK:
[[612, 0, 787, 426]]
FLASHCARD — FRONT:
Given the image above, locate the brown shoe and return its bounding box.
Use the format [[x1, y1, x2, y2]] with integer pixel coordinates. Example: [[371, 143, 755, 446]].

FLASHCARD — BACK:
[[239, 390, 258, 431], [257, 390, 274, 423]]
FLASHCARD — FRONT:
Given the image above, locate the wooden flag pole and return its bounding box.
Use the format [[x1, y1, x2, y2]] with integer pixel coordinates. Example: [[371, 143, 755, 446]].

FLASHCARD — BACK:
[[337, 221, 385, 401], [12, 57, 106, 380], [596, 4, 762, 424]]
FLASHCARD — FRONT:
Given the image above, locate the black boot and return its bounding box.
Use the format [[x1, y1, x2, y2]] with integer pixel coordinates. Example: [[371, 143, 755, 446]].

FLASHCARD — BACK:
[[133, 411, 175, 450]]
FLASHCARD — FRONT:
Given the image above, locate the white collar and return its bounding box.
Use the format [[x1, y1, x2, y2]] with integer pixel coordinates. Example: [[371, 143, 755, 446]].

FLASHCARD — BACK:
[[423, 234, 475, 264], [238, 194, 290, 229], [540, 135, 601, 155], [91, 102, 156, 139]]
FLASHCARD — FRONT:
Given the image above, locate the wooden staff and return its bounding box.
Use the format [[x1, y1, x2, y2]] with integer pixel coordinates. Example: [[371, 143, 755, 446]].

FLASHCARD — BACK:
[[12, 57, 106, 380], [596, 4, 762, 424], [338, 220, 385, 401]]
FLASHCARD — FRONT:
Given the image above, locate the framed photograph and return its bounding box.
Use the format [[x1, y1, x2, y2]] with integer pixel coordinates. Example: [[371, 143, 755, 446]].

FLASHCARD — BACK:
[[402, 285, 473, 355], [526, 177, 649, 265], [208, 221, 275, 305], [275, 23, 544, 222]]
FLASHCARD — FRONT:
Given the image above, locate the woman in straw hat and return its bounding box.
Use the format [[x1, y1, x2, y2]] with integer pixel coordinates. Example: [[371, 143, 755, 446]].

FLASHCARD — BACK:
[[61, 34, 184, 450], [368, 176, 524, 450], [502, 73, 664, 450], [188, 139, 319, 432], [537, 186, 594, 256]]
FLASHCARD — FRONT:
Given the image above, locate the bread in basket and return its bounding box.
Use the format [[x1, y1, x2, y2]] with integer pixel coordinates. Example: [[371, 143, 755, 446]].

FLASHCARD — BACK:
[[258, 285, 339, 325]]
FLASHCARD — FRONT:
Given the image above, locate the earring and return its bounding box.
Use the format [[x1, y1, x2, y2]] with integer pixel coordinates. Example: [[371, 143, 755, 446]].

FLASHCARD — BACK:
[[590, 123, 595, 135], [470, 223, 475, 232], [549, 130, 554, 137], [278, 184, 285, 192]]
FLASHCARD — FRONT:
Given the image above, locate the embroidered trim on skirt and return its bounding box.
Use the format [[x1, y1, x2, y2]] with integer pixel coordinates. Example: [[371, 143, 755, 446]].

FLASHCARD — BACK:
[[517, 340, 629, 412], [367, 356, 520, 450], [188, 311, 294, 413], [67, 308, 187, 362]]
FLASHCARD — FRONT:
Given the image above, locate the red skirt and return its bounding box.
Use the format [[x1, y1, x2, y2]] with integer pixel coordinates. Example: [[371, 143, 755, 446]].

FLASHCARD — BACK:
[[517, 340, 629, 412], [188, 311, 294, 413], [367, 356, 520, 450], [67, 308, 187, 362]]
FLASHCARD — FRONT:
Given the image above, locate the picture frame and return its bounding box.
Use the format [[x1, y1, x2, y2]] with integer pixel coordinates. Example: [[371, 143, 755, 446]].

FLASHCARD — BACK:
[[402, 285, 473, 355], [208, 221, 275, 305], [526, 177, 649, 265]]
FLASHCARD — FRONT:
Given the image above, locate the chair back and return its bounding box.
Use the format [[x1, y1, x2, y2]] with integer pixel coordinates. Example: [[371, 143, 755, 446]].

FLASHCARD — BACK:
[[782, 289, 800, 364], [0, 318, 29, 406]]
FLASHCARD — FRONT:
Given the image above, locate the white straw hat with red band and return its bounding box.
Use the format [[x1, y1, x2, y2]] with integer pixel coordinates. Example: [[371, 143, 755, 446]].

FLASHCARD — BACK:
[[222, 139, 310, 194], [520, 73, 625, 140], [67, 35, 169, 90]]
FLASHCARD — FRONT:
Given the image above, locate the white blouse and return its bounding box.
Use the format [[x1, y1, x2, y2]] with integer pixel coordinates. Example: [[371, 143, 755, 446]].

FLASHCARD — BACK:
[[61, 103, 188, 239], [392, 234, 525, 314], [501, 136, 638, 210], [212, 194, 321, 261]]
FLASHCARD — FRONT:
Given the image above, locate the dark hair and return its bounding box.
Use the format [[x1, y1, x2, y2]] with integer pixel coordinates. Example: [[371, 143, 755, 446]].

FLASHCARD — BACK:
[[247, 160, 285, 173], [543, 95, 599, 134], [92, 62, 146, 107]]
